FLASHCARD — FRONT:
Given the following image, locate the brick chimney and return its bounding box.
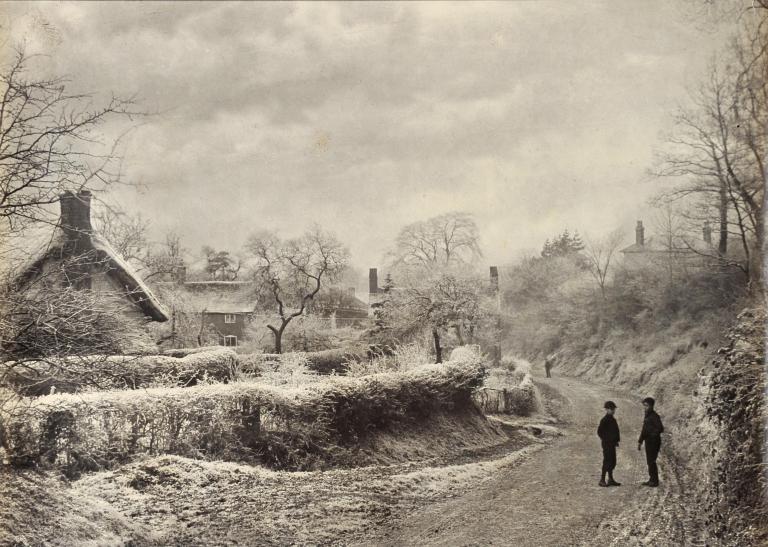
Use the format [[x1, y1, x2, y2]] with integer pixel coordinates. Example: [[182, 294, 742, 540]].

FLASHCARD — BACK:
[[635, 220, 645, 246], [369, 268, 379, 295], [60, 190, 93, 238], [489, 266, 499, 293], [703, 221, 712, 245]]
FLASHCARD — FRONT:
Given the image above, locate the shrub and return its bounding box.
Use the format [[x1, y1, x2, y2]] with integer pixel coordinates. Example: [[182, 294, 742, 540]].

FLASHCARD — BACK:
[[345, 342, 434, 378], [0, 361, 486, 474], [0, 349, 238, 396], [449, 345, 483, 363], [472, 353, 538, 416], [304, 348, 367, 375]]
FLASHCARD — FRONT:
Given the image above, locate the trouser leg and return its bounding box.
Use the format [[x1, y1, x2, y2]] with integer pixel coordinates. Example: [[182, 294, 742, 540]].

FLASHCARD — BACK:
[[645, 440, 660, 483], [602, 444, 616, 473]]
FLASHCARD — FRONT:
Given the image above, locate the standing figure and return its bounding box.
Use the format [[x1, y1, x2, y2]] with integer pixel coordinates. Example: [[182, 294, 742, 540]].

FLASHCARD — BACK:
[[637, 397, 664, 487], [544, 354, 554, 378], [597, 401, 621, 487]]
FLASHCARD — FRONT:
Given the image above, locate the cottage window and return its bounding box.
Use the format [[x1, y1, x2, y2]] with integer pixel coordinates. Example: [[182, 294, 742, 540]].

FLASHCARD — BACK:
[[224, 314, 237, 324], [224, 335, 238, 347]]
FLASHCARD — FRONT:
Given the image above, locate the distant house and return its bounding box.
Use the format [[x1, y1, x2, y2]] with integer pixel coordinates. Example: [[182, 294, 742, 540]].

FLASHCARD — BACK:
[[309, 286, 370, 328], [15, 190, 169, 324], [160, 274, 368, 348], [620, 220, 718, 269], [177, 279, 255, 347]]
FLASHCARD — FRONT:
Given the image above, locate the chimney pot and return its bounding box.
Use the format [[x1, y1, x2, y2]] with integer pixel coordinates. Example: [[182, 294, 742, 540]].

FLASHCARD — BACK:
[[369, 268, 379, 295], [635, 220, 645, 246]]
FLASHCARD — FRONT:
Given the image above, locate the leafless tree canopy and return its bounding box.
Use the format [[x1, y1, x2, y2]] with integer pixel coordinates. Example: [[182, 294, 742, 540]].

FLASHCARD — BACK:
[[654, 14, 766, 286], [583, 229, 625, 301], [0, 49, 137, 237], [246, 226, 349, 353], [389, 212, 482, 268]]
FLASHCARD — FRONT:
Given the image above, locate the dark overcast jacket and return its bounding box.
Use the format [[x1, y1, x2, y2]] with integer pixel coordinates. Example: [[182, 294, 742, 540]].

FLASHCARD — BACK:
[[638, 409, 664, 444], [597, 414, 620, 446]]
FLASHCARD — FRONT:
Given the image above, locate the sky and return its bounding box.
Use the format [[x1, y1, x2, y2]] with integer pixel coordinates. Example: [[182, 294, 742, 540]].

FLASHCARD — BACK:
[[2, 1, 735, 277]]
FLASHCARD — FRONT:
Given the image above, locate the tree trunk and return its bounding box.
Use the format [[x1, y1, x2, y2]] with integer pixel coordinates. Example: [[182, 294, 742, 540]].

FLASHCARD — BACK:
[[269, 323, 288, 354], [432, 328, 442, 364], [719, 181, 728, 256], [453, 324, 464, 346], [197, 311, 206, 347]]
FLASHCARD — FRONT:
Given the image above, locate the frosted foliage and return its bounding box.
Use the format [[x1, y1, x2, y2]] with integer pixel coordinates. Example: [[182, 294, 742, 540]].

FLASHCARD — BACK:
[[346, 343, 433, 378], [256, 352, 319, 387]]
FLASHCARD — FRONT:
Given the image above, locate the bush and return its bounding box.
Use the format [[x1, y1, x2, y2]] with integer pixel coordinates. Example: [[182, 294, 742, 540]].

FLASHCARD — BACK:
[[304, 348, 367, 375], [0, 349, 238, 396], [472, 353, 538, 416], [0, 361, 486, 474]]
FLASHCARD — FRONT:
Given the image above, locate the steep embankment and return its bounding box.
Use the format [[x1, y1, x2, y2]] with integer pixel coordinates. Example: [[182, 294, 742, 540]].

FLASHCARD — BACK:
[[553, 308, 766, 545]]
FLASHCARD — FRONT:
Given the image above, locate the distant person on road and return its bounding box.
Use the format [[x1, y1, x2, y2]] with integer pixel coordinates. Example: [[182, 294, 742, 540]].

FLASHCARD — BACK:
[[544, 354, 554, 378], [597, 400, 621, 487], [638, 397, 664, 487]]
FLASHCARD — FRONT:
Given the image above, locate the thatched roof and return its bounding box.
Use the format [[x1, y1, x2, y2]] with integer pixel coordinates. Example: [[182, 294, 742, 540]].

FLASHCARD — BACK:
[[15, 192, 169, 322]]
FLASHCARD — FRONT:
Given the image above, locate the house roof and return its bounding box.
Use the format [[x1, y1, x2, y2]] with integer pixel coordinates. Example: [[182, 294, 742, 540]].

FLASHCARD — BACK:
[[156, 281, 257, 314], [621, 236, 666, 254], [16, 230, 170, 322], [621, 236, 718, 256]]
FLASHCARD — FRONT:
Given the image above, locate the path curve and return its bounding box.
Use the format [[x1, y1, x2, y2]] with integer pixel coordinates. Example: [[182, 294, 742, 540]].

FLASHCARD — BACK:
[[379, 372, 696, 547]]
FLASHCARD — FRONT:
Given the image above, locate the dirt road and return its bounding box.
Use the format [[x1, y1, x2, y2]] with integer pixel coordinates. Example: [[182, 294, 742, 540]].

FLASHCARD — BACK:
[[377, 373, 700, 547]]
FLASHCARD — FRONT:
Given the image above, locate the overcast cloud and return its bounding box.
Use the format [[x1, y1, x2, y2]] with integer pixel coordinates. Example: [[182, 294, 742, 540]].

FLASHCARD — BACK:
[[3, 2, 731, 274]]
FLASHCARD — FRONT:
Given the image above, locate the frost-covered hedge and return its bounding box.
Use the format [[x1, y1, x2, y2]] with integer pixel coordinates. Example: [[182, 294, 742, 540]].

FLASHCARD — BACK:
[[0, 349, 238, 396], [0, 361, 485, 473], [472, 353, 539, 416], [238, 348, 367, 375]]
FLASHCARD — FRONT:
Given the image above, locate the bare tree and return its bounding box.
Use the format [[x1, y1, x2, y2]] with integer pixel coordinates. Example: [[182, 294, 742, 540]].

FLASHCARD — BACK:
[[245, 226, 349, 354], [92, 206, 150, 265], [0, 48, 138, 241], [584, 229, 625, 302], [94, 205, 185, 283], [388, 212, 482, 268], [654, 15, 766, 288]]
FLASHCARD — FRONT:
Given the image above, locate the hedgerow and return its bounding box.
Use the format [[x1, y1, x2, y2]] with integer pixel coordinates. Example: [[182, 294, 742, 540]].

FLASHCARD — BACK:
[[238, 348, 368, 375], [0, 359, 485, 475], [0, 348, 238, 396]]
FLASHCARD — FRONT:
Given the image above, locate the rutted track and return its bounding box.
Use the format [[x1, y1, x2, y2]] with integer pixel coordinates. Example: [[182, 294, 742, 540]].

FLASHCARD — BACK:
[[375, 373, 701, 547]]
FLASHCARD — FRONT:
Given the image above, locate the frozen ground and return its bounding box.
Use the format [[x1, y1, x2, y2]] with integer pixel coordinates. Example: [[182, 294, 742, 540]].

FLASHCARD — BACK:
[[376, 371, 706, 547], [2, 368, 707, 546]]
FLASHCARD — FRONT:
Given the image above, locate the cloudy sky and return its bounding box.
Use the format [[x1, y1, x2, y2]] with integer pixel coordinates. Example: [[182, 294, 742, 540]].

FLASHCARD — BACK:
[[3, 2, 733, 273]]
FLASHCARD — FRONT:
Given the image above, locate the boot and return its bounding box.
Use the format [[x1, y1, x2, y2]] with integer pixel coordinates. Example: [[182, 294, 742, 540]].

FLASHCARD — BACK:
[[607, 478, 621, 486], [598, 479, 608, 487]]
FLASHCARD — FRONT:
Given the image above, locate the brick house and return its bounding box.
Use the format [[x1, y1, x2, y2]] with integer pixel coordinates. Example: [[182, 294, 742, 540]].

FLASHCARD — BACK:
[[176, 280, 255, 347], [309, 286, 370, 328], [620, 220, 720, 269]]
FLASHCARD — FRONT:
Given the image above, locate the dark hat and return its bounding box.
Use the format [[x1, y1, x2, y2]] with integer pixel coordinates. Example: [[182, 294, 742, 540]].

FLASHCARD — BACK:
[[604, 401, 617, 409], [642, 397, 655, 407]]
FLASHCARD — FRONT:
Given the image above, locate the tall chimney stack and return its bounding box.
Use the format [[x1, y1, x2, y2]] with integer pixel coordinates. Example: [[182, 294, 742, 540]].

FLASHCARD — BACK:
[[369, 268, 379, 295], [635, 220, 645, 246], [60, 190, 93, 237], [703, 221, 712, 245], [489, 266, 499, 293]]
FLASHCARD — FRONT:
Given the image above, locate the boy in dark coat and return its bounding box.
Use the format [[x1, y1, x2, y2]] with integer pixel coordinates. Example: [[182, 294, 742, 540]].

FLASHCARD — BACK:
[[597, 400, 621, 487], [638, 397, 664, 486]]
